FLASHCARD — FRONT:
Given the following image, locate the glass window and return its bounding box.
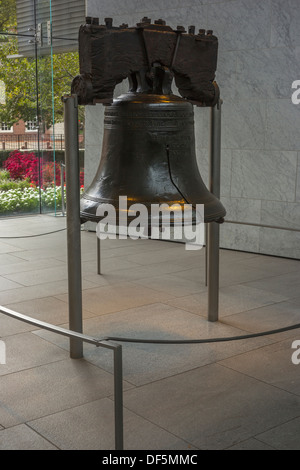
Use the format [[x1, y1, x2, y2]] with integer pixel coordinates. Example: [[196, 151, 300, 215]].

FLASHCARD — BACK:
[[0, 0, 83, 217], [0, 122, 13, 132], [25, 119, 38, 132]]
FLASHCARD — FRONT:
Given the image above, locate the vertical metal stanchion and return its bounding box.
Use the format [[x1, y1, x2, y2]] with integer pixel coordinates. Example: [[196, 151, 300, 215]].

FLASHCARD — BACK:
[[63, 94, 83, 358], [113, 344, 124, 450], [61, 162, 65, 216], [207, 99, 222, 322], [97, 237, 101, 275]]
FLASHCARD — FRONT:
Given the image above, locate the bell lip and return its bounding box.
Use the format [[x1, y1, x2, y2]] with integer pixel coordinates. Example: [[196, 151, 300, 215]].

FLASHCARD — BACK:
[[204, 212, 226, 223], [113, 92, 190, 105]]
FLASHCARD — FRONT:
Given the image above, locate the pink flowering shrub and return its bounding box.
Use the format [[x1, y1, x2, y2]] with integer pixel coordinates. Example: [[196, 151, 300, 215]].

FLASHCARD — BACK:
[[3, 151, 38, 181], [3, 150, 84, 188]]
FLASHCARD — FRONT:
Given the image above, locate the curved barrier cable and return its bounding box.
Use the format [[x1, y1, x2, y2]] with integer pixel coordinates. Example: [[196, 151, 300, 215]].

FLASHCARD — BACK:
[[104, 322, 300, 344], [0, 228, 67, 239]]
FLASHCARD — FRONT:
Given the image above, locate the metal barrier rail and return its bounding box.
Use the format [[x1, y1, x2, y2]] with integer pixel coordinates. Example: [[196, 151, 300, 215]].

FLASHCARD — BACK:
[[0, 306, 124, 450], [225, 220, 300, 233]]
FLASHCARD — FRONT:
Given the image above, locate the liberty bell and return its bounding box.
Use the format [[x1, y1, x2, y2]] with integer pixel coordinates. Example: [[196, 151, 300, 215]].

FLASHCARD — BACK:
[[72, 17, 226, 232]]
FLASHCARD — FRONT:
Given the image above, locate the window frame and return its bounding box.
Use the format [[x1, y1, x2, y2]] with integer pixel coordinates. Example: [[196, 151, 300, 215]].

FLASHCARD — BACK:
[[0, 123, 13, 133]]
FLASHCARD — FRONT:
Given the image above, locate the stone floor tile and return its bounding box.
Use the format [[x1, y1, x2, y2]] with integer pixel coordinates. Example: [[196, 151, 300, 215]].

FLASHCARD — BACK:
[[3, 265, 68, 287], [0, 277, 23, 292], [219, 335, 300, 395], [226, 438, 276, 450], [0, 358, 128, 427], [0, 241, 24, 254], [235, 254, 300, 276], [0, 257, 66, 276], [0, 278, 97, 305], [223, 301, 300, 336], [122, 363, 300, 449], [56, 282, 174, 316], [254, 417, 300, 450], [0, 424, 57, 450], [34, 303, 272, 386], [244, 271, 300, 298], [166, 284, 288, 317], [132, 273, 208, 297], [0, 332, 68, 375], [0, 254, 27, 267], [29, 398, 196, 450]]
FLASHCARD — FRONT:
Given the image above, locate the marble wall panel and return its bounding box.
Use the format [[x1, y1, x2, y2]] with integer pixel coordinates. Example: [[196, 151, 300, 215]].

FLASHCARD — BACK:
[[265, 100, 300, 151], [87, 0, 202, 18], [84, 104, 104, 189], [216, 51, 237, 102], [231, 150, 298, 202], [261, 201, 300, 230], [196, 148, 209, 189], [259, 227, 300, 259], [271, 0, 300, 48], [207, 0, 271, 51], [200, 0, 235, 3], [220, 223, 260, 253], [87, 1, 207, 29], [85, 104, 104, 148], [219, 149, 232, 198], [222, 100, 266, 150], [86, 0, 137, 17], [128, 6, 207, 31], [296, 153, 300, 202], [194, 107, 210, 151], [235, 47, 300, 100], [196, 148, 232, 199], [221, 197, 261, 224], [84, 143, 102, 189]]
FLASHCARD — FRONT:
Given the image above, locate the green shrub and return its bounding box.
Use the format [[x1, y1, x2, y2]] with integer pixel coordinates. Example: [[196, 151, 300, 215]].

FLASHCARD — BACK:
[[0, 178, 31, 191], [0, 169, 11, 181]]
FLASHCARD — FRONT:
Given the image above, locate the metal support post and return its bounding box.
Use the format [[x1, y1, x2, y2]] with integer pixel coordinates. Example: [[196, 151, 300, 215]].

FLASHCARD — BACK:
[[63, 94, 83, 358], [113, 344, 124, 449], [61, 162, 65, 216], [207, 99, 222, 322], [97, 237, 101, 275]]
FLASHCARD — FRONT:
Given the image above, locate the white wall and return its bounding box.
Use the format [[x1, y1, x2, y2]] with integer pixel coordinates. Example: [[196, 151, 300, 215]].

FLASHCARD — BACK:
[[84, 0, 300, 259]]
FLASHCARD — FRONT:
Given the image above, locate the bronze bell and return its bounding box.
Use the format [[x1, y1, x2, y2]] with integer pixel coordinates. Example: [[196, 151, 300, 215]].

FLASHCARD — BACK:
[[80, 91, 226, 227], [73, 18, 226, 231]]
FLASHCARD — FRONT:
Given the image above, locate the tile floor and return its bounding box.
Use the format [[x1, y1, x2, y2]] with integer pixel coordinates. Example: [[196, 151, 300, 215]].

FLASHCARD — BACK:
[[0, 214, 299, 450]]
